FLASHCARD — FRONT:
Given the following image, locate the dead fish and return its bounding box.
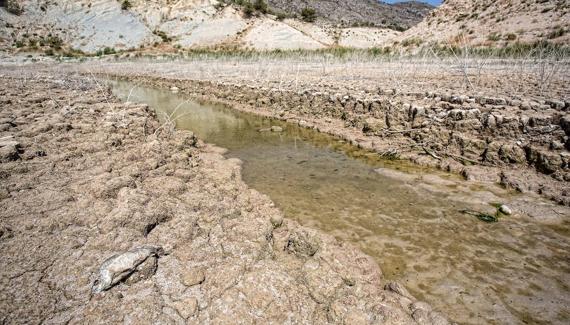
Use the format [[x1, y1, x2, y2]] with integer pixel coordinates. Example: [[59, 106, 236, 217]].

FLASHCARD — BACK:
[[92, 245, 164, 293]]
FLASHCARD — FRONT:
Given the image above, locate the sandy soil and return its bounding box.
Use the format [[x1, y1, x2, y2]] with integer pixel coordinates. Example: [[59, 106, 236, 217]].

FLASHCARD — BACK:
[[0, 68, 451, 324]]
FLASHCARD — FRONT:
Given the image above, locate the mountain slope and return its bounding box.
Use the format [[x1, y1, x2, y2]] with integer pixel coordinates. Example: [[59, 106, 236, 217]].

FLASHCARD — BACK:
[[0, 0, 403, 53], [267, 0, 434, 30], [401, 0, 570, 45]]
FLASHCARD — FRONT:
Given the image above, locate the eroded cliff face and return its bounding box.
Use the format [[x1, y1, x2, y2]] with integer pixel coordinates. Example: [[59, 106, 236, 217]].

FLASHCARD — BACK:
[[0, 68, 450, 324]]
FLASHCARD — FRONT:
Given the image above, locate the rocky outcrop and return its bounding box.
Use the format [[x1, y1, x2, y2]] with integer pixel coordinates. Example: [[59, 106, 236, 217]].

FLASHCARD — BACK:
[[0, 70, 450, 323]]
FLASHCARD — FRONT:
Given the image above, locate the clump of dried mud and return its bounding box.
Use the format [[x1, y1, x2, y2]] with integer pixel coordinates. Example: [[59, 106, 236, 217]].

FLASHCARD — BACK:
[[0, 71, 450, 324]]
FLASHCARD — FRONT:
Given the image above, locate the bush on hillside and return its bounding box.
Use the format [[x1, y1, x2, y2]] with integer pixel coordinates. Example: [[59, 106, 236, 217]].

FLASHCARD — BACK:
[[301, 7, 316, 23], [253, 0, 268, 14], [121, 0, 132, 10]]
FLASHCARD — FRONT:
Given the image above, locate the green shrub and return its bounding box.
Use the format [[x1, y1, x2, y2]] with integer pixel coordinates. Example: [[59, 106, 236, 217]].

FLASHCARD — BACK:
[[153, 30, 171, 42], [46, 35, 63, 49], [253, 0, 267, 14], [103, 47, 116, 55], [121, 0, 132, 10], [300, 7, 316, 22], [276, 12, 287, 21], [6, 0, 23, 15], [242, 2, 254, 18]]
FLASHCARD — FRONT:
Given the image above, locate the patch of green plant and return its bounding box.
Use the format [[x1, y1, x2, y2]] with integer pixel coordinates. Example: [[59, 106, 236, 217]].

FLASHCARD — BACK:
[[300, 7, 316, 23], [243, 2, 254, 18], [103, 47, 116, 55], [252, 0, 267, 14], [153, 30, 171, 42], [43, 35, 63, 49], [120, 0, 132, 10]]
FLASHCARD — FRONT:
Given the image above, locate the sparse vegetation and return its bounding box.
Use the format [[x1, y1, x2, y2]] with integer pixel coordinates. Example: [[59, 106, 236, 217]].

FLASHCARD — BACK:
[[547, 27, 566, 39], [120, 0, 132, 10], [5, 0, 23, 15], [487, 33, 501, 41], [300, 7, 317, 23], [153, 30, 171, 43], [401, 37, 423, 47], [252, 0, 268, 14]]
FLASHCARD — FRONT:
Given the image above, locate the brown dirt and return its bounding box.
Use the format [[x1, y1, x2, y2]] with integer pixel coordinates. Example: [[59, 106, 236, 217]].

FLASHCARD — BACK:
[[99, 68, 569, 207], [0, 69, 451, 323]]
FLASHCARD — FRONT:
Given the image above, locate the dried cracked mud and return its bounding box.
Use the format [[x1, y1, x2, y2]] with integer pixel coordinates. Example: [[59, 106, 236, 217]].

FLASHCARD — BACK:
[[0, 70, 451, 324], [86, 58, 569, 207]]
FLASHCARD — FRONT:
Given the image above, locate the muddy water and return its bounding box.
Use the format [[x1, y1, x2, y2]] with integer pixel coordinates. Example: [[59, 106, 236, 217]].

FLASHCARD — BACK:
[[111, 81, 570, 325]]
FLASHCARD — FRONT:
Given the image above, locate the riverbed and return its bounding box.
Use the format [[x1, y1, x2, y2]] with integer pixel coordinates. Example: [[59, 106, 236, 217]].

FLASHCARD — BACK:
[[111, 80, 570, 324]]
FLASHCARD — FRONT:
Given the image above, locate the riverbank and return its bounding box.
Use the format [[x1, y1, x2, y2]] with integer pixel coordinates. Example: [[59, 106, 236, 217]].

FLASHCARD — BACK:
[[0, 69, 451, 323], [91, 58, 568, 206]]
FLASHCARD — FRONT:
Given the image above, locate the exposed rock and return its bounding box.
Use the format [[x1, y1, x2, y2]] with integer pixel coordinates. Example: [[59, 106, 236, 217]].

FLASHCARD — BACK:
[[385, 281, 414, 300], [286, 229, 320, 257], [270, 214, 284, 228], [0, 144, 19, 162], [499, 204, 512, 215], [180, 268, 205, 287], [270, 126, 283, 132], [171, 297, 198, 319]]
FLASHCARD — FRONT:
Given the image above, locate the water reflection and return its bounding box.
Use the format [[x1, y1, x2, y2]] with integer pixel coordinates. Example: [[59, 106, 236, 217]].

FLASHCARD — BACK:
[[111, 81, 570, 325]]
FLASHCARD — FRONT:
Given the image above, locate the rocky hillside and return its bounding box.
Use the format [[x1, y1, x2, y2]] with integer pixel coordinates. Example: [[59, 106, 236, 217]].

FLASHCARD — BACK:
[[266, 0, 434, 30], [401, 0, 570, 45], [0, 0, 405, 53]]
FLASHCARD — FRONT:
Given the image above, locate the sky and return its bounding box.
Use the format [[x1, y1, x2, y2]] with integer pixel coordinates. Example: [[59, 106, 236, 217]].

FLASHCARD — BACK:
[[383, 0, 443, 6]]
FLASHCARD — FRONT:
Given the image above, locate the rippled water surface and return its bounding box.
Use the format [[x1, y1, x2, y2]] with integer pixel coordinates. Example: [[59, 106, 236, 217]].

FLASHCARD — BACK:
[[111, 81, 570, 324]]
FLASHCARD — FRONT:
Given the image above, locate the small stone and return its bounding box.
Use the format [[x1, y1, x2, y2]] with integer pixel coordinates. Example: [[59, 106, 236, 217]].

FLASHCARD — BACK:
[[170, 86, 180, 93], [0, 145, 19, 162], [270, 214, 283, 228], [181, 268, 205, 287], [270, 126, 283, 132], [286, 229, 320, 257], [384, 281, 413, 299], [499, 205, 512, 215], [410, 301, 433, 313], [546, 99, 564, 110], [172, 297, 198, 319]]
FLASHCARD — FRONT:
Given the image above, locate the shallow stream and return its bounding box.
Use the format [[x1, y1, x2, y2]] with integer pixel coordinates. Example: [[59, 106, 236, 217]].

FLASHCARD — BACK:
[[111, 81, 570, 324]]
